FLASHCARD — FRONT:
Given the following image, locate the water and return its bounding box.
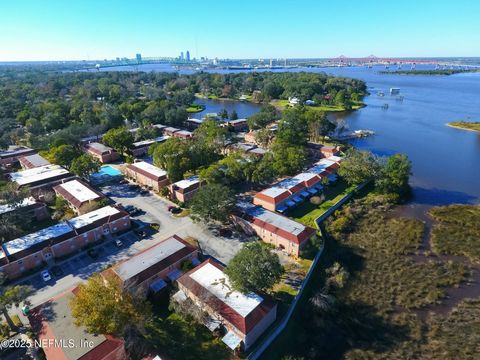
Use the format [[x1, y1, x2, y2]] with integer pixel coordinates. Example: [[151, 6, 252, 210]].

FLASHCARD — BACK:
[[193, 98, 262, 119], [90, 63, 480, 205], [91, 165, 122, 183]]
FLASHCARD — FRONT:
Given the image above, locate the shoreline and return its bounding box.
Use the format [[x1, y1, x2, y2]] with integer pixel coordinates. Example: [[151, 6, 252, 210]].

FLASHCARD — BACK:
[[446, 123, 480, 132]]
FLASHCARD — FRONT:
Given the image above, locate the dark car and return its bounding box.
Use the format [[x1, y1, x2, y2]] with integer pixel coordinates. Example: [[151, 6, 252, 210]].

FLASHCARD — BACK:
[[51, 266, 63, 277], [170, 207, 182, 214], [128, 184, 140, 191], [140, 189, 149, 195], [124, 205, 135, 213], [87, 248, 99, 259]]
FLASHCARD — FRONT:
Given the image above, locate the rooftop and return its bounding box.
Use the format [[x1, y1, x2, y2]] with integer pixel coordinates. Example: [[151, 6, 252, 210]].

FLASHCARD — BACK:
[[68, 205, 121, 229], [114, 236, 187, 281], [247, 205, 308, 237], [9, 165, 70, 186], [292, 172, 319, 183], [175, 130, 193, 137], [85, 142, 113, 154], [189, 262, 264, 317], [173, 175, 200, 189], [19, 153, 50, 168], [132, 136, 170, 148], [130, 161, 167, 179], [55, 179, 102, 203], [0, 197, 36, 215], [3, 222, 73, 256], [261, 186, 290, 199], [0, 146, 35, 159]]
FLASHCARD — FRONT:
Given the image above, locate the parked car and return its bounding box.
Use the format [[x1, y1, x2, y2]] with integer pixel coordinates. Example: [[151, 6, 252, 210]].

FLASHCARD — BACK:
[[128, 184, 140, 190], [115, 239, 123, 247], [124, 205, 135, 213], [51, 266, 63, 277], [130, 208, 142, 216], [140, 189, 149, 195], [87, 248, 99, 259], [41, 270, 52, 282], [170, 207, 182, 214]]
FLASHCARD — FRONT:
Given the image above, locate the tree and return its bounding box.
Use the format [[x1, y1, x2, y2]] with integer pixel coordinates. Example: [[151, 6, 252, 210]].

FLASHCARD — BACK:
[[255, 128, 272, 148], [230, 110, 238, 120], [225, 242, 284, 293], [338, 149, 382, 185], [0, 273, 32, 330], [218, 108, 228, 120], [43, 144, 80, 169], [271, 144, 308, 176], [70, 154, 101, 179], [305, 110, 336, 141], [70, 274, 150, 336], [150, 138, 192, 182], [0, 183, 32, 244], [376, 154, 412, 197], [275, 108, 308, 146], [102, 127, 134, 155], [189, 184, 235, 224]]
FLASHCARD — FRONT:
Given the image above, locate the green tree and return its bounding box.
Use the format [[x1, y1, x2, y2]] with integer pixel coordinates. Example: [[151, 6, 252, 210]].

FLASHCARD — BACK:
[[0, 273, 32, 330], [0, 183, 33, 244], [225, 242, 284, 293], [218, 108, 228, 120], [70, 154, 101, 179], [150, 138, 192, 182], [70, 274, 150, 336], [276, 108, 308, 146], [189, 183, 235, 224], [43, 144, 80, 169], [230, 110, 238, 120], [338, 149, 382, 185], [305, 110, 336, 141], [376, 154, 412, 197], [271, 144, 308, 176], [103, 127, 134, 155]]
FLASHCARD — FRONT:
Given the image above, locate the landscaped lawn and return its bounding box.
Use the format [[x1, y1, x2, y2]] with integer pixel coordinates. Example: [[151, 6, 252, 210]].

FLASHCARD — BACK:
[[186, 104, 205, 113], [288, 180, 356, 228], [271, 99, 365, 112]]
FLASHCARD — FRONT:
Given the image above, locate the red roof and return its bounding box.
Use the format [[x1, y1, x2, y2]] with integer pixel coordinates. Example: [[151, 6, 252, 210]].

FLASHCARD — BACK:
[[251, 217, 316, 245], [177, 259, 276, 335]]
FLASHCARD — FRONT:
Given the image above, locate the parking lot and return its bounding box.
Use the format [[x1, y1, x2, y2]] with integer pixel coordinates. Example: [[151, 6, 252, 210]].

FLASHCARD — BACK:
[[102, 182, 249, 264], [11, 180, 249, 317]]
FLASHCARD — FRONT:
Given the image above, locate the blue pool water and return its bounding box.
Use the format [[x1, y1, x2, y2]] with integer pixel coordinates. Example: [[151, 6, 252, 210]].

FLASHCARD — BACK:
[[91, 166, 122, 183]]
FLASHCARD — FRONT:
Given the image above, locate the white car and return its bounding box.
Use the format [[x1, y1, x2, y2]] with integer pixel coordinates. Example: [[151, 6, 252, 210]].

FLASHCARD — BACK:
[[115, 239, 123, 247], [41, 270, 52, 282]]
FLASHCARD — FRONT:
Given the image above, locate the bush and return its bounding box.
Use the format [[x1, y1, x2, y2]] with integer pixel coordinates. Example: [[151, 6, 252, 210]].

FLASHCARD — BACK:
[[310, 196, 323, 205]]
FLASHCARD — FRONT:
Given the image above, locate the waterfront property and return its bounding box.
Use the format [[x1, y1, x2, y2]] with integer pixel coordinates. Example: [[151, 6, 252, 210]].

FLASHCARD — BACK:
[[0, 146, 36, 168], [129, 136, 170, 157], [124, 161, 169, 191], [307, 143, 341, 159], [18, 153, 50, 169], [175, 259, 277, 351], [103, 235, 198, 295], [0, 197, 49, 221], [172, 129, 194, 139], [28, 289, 127, 360], [83, 142, 120, 163], [222, 118, 248, 131], [53, 179, 105, 214], [163, 126, 180, 136], [186, 118, 204, 129], [0, 205, 130, 279], [169, 175, 204, 203], [253, 156, 342, 213], [233, 202, 316, 256], [8, 164, 75, 190]]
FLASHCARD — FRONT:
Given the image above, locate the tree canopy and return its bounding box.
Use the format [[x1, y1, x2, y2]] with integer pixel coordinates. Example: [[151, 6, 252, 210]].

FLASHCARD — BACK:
[[189, 183, 236, 224], [225, 242, 284, 293], [70, 153, 101, 179], [102, 127, 134, 155]]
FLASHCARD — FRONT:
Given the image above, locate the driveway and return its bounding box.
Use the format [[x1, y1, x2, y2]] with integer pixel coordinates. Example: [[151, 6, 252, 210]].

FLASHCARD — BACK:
[[103, 183, 247, 264]]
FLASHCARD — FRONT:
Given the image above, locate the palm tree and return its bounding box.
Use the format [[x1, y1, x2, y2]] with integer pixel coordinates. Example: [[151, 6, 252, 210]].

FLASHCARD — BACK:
[[309, 287, 336, 314]]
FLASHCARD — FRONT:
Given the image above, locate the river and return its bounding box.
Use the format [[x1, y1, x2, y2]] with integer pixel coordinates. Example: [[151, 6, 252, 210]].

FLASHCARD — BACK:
[[94, 63, 480, 206]]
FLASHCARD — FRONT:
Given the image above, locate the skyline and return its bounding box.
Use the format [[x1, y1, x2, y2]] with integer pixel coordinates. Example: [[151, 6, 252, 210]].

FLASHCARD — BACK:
[[1, 0, 480, 61]]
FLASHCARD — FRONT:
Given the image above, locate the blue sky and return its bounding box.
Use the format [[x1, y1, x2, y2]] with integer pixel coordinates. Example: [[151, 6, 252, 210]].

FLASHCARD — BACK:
[[1, 0, 479, 61]]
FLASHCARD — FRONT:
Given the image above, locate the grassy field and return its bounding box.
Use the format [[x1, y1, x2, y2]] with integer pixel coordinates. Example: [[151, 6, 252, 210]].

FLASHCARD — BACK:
[[270, 99, 365, 112], [261, 198, 474, 360], [289, 181, 356, 228], [186, 104, 205, 113], [447, 121, 480, 132], [429, 204, 480, 262]]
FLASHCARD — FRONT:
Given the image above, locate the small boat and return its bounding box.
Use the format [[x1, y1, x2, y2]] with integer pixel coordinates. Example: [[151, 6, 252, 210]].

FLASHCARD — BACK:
[[390, 88, 400, 95], [377, 91, 385, 97]]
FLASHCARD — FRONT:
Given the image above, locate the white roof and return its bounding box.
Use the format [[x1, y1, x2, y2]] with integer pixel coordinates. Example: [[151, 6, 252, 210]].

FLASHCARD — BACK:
[[19, 153, 50, 167], [316, 158, 336, 166], [2, 206, 121, 256], [190, 262, 264, 317], [3, 222, 73, 256], [115, 236, 186, 281], [68, 206, 120, 229], [328, 155, 343, 163], [9, 165, 70, 186], [248, 206, 307, 236], [86, 142, 112, 153], [132, 136, 170, 148], [174, 176, 200, 189], [261, 186, 290, 199], [131, 161, 167, 178], [292, 172, 319, 183], [56, 180, 101, 203], [0, 197, 36, 215], [187, 118, 203, 124]]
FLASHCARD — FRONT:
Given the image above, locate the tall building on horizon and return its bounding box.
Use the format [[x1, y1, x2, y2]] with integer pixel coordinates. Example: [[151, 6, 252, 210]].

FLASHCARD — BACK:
[[186, 50, 190, 62], [180, 51, 184, 60], [136, 53, 142, 63]]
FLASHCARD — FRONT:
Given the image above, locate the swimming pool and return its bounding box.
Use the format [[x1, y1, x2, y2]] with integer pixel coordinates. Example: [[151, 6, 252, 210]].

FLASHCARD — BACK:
[[91, 165, 122, 183]]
